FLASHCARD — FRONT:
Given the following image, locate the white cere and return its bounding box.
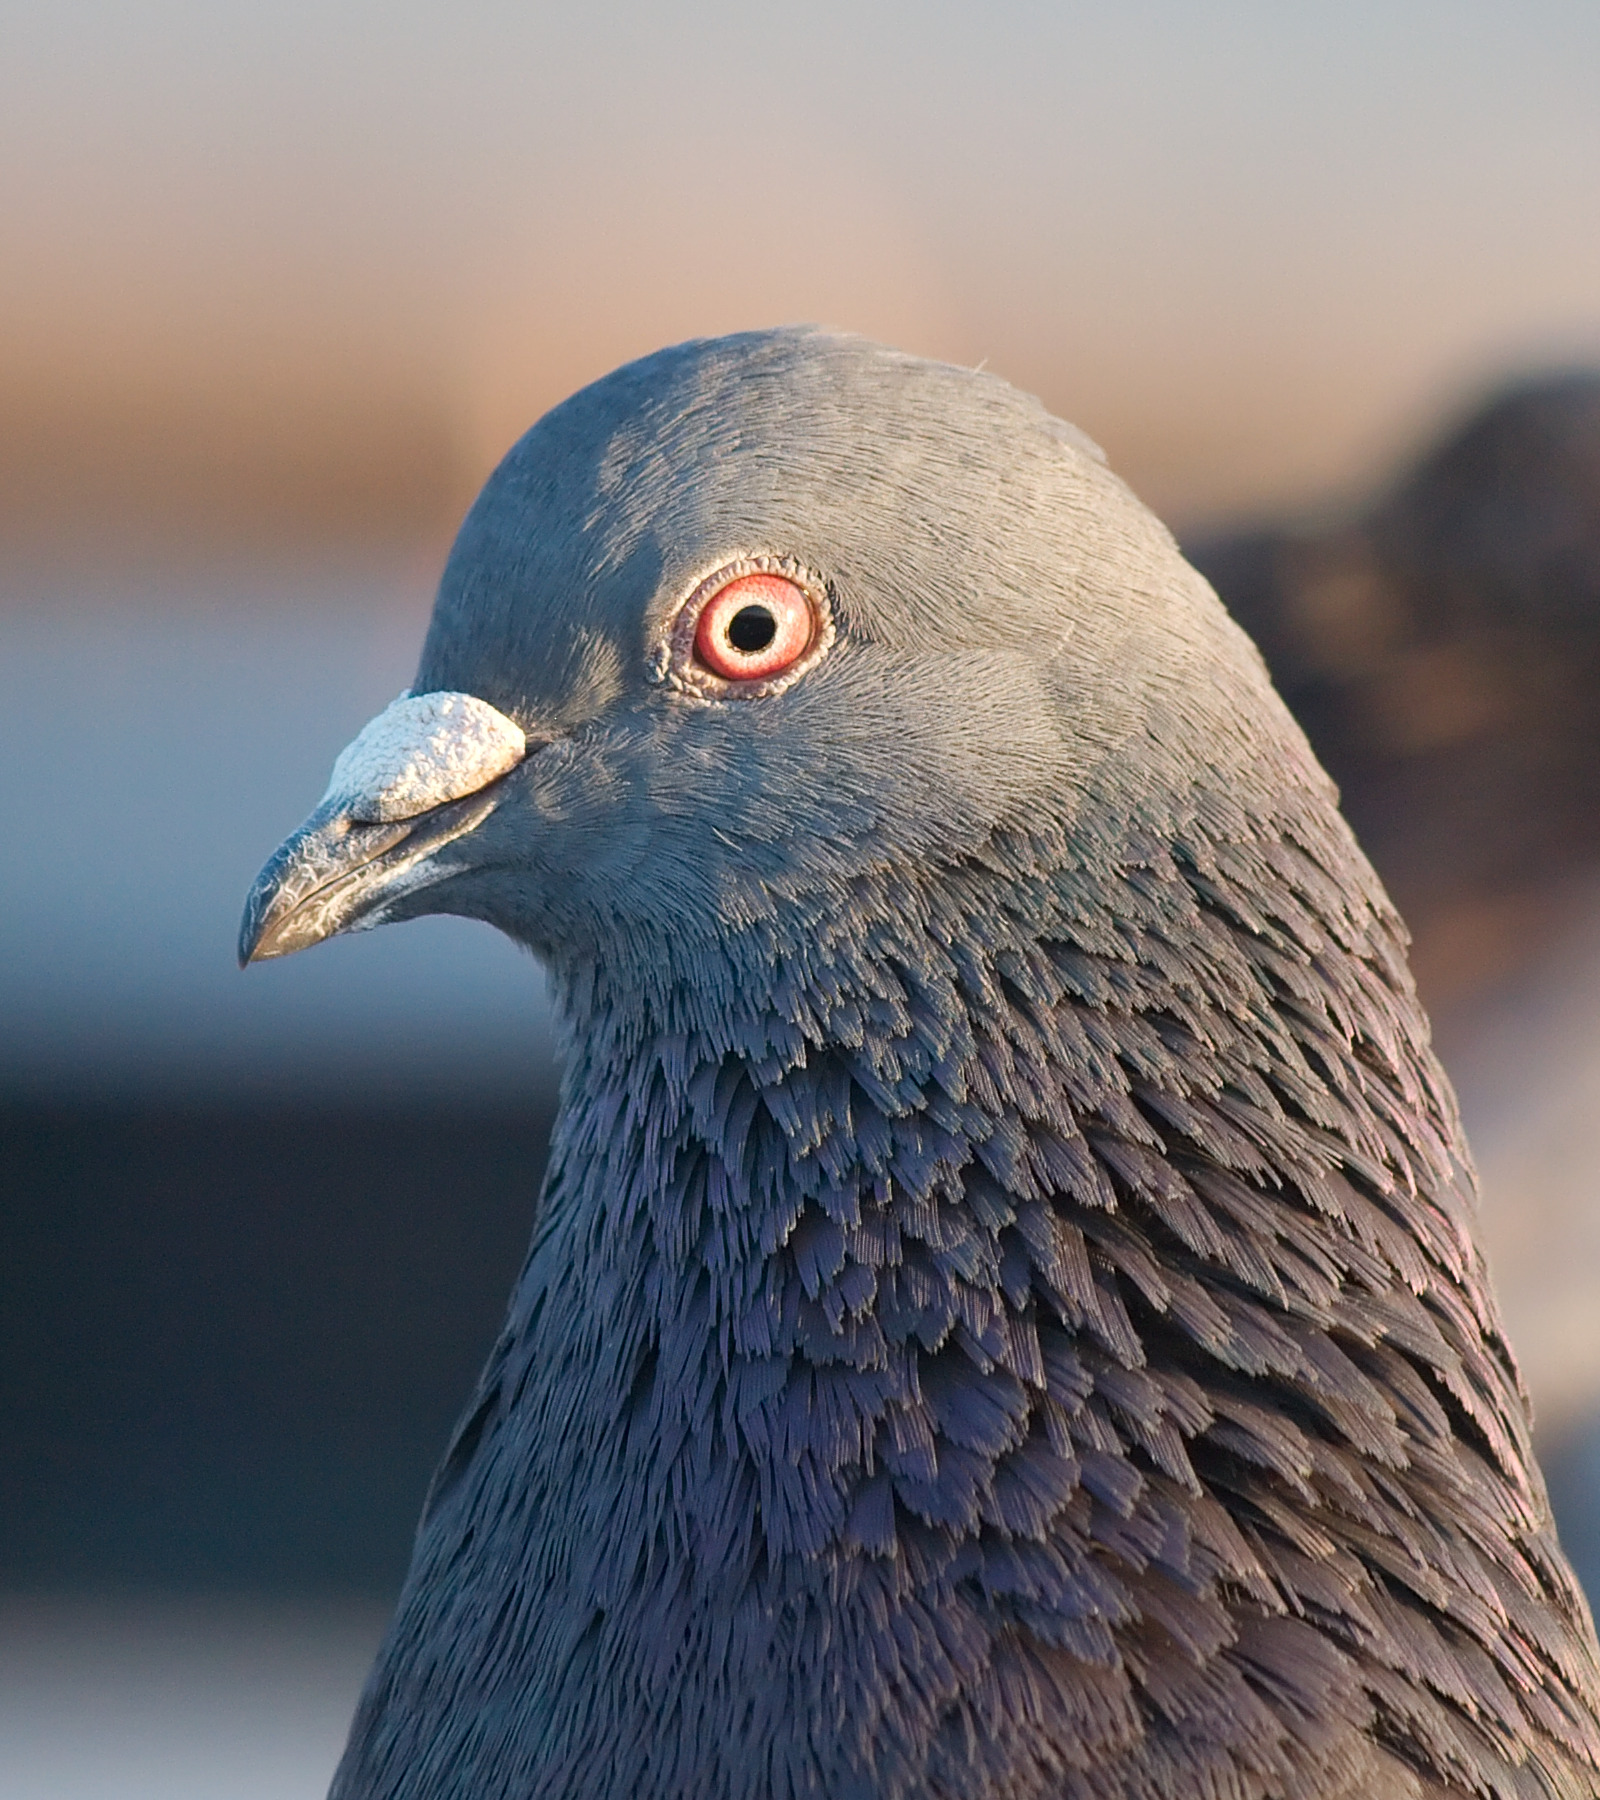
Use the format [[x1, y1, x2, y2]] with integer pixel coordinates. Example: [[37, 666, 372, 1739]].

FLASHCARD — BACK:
[[320, 691, 527, 823]]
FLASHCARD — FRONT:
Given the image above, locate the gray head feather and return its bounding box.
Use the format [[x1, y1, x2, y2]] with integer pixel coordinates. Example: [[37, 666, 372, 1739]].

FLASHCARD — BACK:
[[243, 329, 1600, 1799]]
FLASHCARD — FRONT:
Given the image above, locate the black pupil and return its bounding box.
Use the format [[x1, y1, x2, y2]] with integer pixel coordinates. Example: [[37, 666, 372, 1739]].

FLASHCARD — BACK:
[[726, 604, 778, 654]]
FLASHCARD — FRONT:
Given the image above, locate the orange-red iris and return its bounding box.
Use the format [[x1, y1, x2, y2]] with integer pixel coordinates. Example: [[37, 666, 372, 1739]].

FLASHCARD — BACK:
[[693, 573, 815, 681]]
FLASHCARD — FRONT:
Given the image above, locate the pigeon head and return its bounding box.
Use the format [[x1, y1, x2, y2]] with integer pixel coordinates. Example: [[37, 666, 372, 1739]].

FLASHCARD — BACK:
[[241, 329, 1308, 1003]]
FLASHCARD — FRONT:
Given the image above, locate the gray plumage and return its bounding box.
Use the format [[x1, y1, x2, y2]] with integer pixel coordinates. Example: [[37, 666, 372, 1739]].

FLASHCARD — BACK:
[[242, 330, 1600, 1798]]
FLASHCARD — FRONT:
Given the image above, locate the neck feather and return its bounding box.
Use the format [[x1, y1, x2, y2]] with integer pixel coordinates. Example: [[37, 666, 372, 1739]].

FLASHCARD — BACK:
[[336, 788, 1586, 1800]]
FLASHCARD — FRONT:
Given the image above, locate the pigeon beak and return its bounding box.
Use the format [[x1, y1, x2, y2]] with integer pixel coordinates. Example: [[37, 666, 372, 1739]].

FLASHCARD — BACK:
[[238, 689, 529, 967], [238, 787, 503, 965]]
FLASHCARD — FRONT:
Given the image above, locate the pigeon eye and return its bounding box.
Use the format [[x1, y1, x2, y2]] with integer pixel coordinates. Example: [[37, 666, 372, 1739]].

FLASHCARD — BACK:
[[659, 556, 834, 699], [694, 573, 816, 680]]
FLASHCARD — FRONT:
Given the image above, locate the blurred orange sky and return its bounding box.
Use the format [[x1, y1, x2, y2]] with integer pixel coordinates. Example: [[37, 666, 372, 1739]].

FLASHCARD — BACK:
[[4, 1, 1598, 557]]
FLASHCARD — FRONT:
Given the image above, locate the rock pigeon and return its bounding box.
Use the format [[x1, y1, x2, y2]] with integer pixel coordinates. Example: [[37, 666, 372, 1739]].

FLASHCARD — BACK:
[[240, 331, 1600, 1799]]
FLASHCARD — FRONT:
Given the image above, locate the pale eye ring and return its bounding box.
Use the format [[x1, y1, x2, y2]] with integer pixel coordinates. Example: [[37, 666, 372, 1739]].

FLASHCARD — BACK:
[[661, 557, 833, 698]]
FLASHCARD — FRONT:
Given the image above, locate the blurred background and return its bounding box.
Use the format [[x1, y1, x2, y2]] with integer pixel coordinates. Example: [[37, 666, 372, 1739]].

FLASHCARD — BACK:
[[4, 3, 1600, 1793]]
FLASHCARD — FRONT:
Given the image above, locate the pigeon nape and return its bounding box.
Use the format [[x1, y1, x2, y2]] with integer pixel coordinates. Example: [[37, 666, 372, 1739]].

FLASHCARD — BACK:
[[240, 330, 1600, 1800]]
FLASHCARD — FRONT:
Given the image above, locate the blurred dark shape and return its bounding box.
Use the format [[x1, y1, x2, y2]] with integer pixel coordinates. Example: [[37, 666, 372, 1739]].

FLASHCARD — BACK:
[[1188, 371, 1600, 1008], [1, 1097, 552, 1594]]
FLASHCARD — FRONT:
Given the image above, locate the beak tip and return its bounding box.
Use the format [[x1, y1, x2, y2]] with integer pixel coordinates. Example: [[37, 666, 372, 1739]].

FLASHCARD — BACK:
[[237, 889, 272, 968], [239, 931, 285, 968]]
